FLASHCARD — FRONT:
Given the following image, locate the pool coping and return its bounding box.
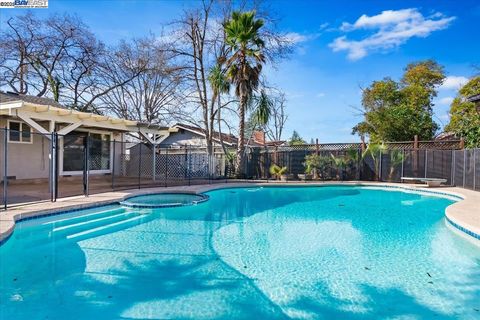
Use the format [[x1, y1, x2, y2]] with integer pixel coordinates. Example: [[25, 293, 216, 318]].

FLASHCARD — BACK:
[[1, 181, 479, 245]]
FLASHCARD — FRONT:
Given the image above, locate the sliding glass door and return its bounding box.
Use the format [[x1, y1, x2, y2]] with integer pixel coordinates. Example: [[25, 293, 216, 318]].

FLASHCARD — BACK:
[[62, 131, 111, 173]]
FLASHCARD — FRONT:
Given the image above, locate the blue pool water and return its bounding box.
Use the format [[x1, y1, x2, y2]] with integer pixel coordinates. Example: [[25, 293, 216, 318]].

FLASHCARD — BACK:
[[121, 193, 208, 208], [0, 186, 479, 319]]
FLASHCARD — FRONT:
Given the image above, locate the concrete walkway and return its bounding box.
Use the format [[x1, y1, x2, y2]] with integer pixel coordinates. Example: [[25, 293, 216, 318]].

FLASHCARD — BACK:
[[1, 181, 479, 245]]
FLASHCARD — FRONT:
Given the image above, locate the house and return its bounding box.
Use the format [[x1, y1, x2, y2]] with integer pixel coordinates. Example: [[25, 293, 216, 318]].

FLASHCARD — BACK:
[[158, 123, 266, 148], [0, 92, 172, 180]]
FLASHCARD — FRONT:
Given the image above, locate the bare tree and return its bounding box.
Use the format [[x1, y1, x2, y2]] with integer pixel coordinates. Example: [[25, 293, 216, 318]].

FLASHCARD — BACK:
[[99, 38, 185, 123], [264, 91, 288, 142], [0, 13, 148, 113]]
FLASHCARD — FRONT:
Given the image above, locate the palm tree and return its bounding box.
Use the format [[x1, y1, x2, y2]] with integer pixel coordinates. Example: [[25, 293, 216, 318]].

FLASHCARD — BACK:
[[331, 154, 348, 181], [388, 150, 405, 181], [208, 64, 231, 155], [362, 143, 387, 181], [224, 11, 265, 177]]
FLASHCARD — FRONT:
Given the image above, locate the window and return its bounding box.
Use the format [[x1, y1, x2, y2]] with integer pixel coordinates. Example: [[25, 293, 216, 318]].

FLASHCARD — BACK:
[[8, 121, 32, 143]]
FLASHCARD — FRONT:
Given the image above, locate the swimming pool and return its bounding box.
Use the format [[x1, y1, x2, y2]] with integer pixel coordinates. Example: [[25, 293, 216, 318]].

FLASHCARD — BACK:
[[0, 186, 479, 319]]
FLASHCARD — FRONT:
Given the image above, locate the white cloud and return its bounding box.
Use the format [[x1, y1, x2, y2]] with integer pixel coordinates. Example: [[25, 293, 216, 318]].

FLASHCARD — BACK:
[[284, 32, 309, 44], [316, 92, 326, 98], [439, 97, 454, 105], [440, 76, 469, 90], [283, 32, 319, 44], [330, 8, 455, 60]]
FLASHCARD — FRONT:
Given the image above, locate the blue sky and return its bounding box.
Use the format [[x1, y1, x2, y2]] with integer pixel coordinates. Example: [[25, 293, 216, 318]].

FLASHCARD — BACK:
[[2, 0, 479, 142]]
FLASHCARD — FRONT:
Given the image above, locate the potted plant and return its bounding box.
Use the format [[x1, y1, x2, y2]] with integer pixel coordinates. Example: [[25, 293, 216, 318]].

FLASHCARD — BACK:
[[304, 154, 333, 180], [269, 164, 288, 181]]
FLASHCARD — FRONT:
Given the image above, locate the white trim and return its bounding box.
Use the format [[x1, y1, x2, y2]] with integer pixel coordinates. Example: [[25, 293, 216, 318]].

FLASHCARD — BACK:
[[57, 122, 83, 135], [7, 120, 33, 144], [15, 112, 51, 137]]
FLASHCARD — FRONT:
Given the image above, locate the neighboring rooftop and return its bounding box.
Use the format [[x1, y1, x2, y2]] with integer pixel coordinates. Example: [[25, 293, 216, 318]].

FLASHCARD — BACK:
[[435, 132, 458, 141], [172, 123, 240, 146], [172, 123, 269, 147]]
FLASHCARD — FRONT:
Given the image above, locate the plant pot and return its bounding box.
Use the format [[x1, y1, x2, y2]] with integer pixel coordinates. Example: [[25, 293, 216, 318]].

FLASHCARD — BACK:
[[280, 174, 294, 182], [298, 174, 313, 181]]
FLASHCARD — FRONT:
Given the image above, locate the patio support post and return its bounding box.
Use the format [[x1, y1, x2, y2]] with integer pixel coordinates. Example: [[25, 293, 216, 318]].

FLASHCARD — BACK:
[[50, 132, 56, 202], [55, 133, 59, 201], [152, 141, 156, 182], [3, 128, 7, 210]]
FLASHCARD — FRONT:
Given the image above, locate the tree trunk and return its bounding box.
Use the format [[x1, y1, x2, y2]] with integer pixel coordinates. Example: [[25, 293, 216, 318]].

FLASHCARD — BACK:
[[235, 94, 247, 177]]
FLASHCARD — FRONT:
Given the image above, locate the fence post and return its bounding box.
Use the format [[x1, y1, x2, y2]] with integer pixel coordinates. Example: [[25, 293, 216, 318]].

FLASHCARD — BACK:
[[138, 143, 142, 189], [3, 128, 7, 210], [378, 150, 382, 181], [83, 136, 90, 197], [188, 147, 191, 186], [165, 148, 168, 187], [401, 149, 405, 182], [474, 149, 476, 190], [424, 149, 428, 178], [451, 150, 455, 186], [111, 139, 115, 190], [463, 149, 466, 188], [208, 148, 212, 184]]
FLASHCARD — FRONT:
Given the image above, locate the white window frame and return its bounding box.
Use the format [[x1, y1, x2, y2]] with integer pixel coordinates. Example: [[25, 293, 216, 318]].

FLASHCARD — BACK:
[[7, 120, 33, 144], [59, 129, 113, 176]]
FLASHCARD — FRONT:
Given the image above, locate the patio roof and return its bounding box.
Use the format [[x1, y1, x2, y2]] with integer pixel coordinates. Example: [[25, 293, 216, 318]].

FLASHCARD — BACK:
[[0, 92, 176, 140]]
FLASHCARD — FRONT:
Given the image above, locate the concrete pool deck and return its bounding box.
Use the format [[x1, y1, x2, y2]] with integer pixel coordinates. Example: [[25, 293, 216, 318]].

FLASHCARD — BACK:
[[1, 181, 479, 245]]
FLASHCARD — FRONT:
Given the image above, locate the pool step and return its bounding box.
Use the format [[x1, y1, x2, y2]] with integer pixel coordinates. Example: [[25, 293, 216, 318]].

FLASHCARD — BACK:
[[53, 210, 136, 235], [66, 215, 144, 241], [45, 207, 127, 227]]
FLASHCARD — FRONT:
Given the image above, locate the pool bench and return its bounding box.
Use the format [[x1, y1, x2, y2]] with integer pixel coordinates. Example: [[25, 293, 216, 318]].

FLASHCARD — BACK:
[[401, 177, 447, 187]]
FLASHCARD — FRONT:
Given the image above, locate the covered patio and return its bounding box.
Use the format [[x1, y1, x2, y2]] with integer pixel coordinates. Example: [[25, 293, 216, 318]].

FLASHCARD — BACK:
[[0, 92, 178, 207]]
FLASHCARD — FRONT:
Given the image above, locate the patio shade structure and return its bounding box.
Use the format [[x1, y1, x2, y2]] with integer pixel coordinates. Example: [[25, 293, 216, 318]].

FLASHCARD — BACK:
[[0, 92, 178, 207]]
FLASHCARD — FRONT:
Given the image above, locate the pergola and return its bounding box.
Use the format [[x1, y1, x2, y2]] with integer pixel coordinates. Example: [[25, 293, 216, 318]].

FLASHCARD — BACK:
[[0, 98, 176, 143]]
